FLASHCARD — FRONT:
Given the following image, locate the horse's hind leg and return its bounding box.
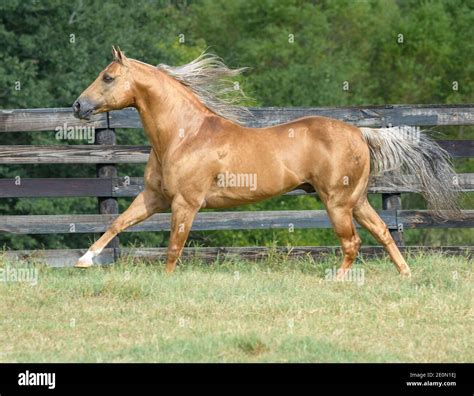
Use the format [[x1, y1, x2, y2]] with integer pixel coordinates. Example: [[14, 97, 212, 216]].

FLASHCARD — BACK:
[[325, 203, 361, 280], [353, 199, 411, 277]]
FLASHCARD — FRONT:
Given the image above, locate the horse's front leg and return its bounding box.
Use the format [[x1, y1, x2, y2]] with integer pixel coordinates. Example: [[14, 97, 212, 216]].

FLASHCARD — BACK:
[[75, 189, 169, 268], [165, 194, 201, 273]]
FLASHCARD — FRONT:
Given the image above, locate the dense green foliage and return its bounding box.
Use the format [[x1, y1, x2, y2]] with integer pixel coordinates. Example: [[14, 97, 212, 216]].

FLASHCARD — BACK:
[[0, 0, 472, 250]]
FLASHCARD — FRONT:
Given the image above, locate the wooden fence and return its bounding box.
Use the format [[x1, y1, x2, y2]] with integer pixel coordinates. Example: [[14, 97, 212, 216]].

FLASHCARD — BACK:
[[0, 104, 473, 266]]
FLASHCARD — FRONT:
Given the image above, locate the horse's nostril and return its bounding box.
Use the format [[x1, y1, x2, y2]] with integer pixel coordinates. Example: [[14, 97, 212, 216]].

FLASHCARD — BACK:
[[73, 100, 81, 113]]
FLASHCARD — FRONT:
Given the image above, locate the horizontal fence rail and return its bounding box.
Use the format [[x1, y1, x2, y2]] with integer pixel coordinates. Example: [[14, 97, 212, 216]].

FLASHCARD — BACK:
[[1, 210, 473, 234], [0, 104, 472, 267], [2, 104, 474, 132], [0, 141, 472, 164], [0, 145, 150, 164], [0, 174, 473, 198]]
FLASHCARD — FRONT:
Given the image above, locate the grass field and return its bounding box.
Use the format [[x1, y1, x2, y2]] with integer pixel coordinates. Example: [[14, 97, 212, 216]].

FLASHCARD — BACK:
[[0, 251, 472, 363]]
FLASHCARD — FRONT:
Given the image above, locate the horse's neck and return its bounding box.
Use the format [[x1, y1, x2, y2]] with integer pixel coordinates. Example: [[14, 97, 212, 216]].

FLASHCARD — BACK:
[[133, 64, 209, 159]]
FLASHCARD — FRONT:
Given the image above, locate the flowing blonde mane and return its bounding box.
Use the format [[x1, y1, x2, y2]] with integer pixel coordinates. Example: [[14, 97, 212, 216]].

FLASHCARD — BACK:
[[157, 52, 251, 124]]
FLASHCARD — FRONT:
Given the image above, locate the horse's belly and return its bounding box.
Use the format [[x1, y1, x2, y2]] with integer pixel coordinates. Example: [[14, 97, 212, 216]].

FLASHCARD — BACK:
[[202, 156, 306, 208], [203, 192, 271, 209], [203, 181, 298, 209]]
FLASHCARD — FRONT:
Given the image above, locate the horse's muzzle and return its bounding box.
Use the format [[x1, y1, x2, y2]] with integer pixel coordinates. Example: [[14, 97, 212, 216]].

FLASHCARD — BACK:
[[72, 98, 96, 120]]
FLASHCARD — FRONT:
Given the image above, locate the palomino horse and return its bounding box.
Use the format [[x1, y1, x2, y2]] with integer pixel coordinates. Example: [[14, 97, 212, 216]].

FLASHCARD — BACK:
[[73, 47, 460, 277]]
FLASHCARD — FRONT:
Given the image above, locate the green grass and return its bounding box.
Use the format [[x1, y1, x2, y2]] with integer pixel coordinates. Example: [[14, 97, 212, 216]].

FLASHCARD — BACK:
[[0, 252, 472, 362]]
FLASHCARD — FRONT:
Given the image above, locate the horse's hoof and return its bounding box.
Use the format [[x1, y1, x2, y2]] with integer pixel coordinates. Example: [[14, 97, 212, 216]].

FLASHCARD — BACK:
[[74, 252, 94, 268], [74, 259, 93, 268], [400, 269, 412, 278]]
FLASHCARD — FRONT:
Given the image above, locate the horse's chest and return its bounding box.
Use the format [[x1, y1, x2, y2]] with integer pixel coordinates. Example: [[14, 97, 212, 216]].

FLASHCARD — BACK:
[[159, 164, 201, 198]]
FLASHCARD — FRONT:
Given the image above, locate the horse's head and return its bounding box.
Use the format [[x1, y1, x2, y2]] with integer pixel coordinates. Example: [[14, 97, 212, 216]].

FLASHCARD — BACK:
[[73, 47, 135, 119]]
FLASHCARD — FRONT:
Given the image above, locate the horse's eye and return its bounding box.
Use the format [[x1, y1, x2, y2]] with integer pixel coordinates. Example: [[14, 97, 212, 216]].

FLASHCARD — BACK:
[[103, 74, 114, 83]]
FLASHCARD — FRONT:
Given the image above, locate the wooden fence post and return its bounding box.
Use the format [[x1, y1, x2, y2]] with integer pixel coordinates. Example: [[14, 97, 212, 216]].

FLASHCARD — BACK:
[[382, 193, 404, 246], [95, 121, 119, 260]]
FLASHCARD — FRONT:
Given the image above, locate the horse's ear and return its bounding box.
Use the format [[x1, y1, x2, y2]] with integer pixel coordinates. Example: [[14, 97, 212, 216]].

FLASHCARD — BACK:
[[112, 46, 119, 61], [112, 46, 126, 65]]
